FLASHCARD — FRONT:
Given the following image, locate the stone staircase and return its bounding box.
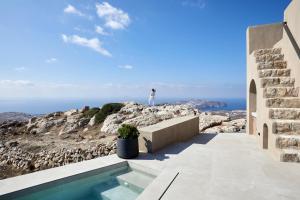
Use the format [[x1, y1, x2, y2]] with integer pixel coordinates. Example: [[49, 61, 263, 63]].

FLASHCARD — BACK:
[[254, 48, 300, 162]]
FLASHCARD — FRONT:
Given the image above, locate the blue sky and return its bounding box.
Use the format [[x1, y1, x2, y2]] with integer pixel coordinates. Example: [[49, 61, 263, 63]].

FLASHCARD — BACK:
[[0, 0, 291, 99]]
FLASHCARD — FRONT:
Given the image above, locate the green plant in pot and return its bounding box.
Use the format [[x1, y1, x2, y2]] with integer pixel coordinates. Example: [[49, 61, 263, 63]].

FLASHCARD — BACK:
[[117, 124, 140, 159]]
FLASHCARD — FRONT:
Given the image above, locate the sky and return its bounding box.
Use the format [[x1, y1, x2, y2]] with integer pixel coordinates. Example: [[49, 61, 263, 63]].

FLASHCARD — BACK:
[[0, 0, 292, 100]]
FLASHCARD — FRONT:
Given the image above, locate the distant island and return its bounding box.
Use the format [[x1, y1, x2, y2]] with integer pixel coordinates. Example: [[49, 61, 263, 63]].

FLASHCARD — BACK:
[[0, 112, 33, 123], [176, 99, 227, 110]]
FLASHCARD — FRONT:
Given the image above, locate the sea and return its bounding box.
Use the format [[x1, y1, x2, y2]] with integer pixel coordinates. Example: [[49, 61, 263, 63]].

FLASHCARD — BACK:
[[0, 98, 246, 115]]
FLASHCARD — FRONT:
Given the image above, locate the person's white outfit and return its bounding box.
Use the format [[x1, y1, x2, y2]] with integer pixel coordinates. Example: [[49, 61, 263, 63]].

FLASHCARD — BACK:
[[148, 90, 156, 106]]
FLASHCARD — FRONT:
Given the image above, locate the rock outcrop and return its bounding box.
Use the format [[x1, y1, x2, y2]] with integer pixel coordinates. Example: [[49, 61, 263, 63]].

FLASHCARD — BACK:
[[100, 102, 246, 134], [199, 113, 230, 131], [203, 118, 246, 133], [101, 102, 198, 134]]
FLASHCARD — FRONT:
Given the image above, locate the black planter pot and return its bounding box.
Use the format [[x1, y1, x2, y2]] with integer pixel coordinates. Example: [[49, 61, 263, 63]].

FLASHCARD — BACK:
[[117, 137, 139, 159]]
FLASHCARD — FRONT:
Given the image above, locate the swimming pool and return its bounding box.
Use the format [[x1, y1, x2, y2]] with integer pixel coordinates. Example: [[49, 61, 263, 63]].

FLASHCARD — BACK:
[[3, 164, 156, 200]]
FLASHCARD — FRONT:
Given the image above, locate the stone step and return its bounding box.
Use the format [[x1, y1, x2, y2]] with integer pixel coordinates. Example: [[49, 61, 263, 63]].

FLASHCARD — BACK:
[[269, 109, 300, 120], [263, 87, 299, 98], [257, 61, 287, 70], [258, 69, 291, 78], [266, 98, 300, 108], [116, 170, 154, 189], [97, 185, 140, 200], [276, 135, 300, 150], [280, 149, 300, 162], [272, 121, 300, 135], [256, 54, 284, 63], [261, 78, 295, 88], [254, 48, 282, 57]]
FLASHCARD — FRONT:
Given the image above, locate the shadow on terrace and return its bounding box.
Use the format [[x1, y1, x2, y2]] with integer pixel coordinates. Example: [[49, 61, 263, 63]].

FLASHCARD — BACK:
[[133, 133, 217, 161]]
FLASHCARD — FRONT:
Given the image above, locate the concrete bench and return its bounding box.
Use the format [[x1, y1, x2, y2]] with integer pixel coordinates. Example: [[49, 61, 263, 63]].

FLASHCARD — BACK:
[[138, 116, 199, 153]]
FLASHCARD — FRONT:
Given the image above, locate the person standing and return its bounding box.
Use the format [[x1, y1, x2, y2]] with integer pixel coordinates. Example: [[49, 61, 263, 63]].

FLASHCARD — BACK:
[[148, 88, 156, 106]]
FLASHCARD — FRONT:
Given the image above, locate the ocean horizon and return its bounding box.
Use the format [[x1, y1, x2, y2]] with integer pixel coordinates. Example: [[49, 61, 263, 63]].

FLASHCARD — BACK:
[[0, 98, 246, 115]]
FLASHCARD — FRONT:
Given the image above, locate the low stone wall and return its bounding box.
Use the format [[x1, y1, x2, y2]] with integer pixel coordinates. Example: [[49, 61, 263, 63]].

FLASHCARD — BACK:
[[138, 116, 199, 153]]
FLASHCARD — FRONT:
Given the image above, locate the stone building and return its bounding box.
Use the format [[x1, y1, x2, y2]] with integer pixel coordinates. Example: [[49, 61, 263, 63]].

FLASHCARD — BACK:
[[247, 0, 300, 162]]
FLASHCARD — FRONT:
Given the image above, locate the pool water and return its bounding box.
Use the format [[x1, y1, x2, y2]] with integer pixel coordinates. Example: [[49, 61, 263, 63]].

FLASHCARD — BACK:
[[12, 166, 156, 200]]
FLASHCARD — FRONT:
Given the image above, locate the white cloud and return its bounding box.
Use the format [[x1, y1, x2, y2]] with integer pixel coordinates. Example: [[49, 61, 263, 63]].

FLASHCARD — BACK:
[[74, 27, 88, 33], [96, 2, 130, 30], [64, 4, 93, 20], [64, 4, 84, 16], [118, 65, 133, 70], [74, 27, 82, 32], [62, 34, 112, 57], [45, 58, 58, 63], [182, 0, 206, 8], [14, 67, 26, 72], [74, 27, 95, 34], [95, 25, 108, 35], [0, 80, 34, 87]]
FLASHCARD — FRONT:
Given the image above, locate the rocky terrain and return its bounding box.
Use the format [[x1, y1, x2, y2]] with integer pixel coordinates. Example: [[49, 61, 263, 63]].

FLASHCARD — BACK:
[[0, 102, 246, 179]]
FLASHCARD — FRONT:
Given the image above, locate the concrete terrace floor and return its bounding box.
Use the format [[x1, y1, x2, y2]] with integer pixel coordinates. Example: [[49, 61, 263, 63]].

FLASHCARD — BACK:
[[131, 133, 300, 200], [1, 133, 300, 200]]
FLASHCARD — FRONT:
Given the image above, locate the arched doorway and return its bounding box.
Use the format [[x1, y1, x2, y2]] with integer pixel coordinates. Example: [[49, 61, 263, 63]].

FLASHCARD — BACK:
[[263, 124, 268, 149], [249, 80, 257, 135]]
